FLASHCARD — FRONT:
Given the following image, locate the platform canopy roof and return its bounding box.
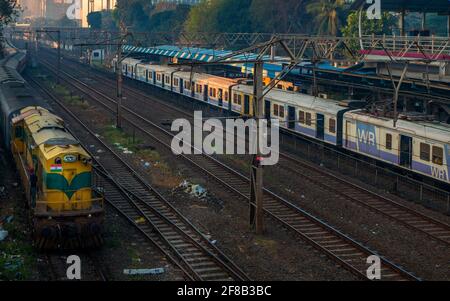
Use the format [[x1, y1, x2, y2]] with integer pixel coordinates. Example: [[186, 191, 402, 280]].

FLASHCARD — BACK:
[[350, 0, 450, 14]]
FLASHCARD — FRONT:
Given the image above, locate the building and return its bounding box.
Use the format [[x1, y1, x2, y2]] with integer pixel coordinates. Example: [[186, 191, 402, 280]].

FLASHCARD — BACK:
[[80, 0, 117, 27], [17, 0, 46, 20]]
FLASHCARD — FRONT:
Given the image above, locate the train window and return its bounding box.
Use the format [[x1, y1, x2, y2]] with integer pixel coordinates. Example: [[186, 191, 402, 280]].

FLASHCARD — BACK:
[[238, 95, 242, 105], [273, 104, 279, 116], [287, 87, 294, 91], [166, 76, 170, 84], [157, 74, 161, 81], [224, 91, 229, 101], [432, 146, 443, 165], [209, 88, 213, 97], [213, 89, 217, 98], [277, 84, 283, 89], [233, 94, 238, 104], [420, 143, 430, 162], [305, 112, 312, 126], [174, 78, 179, 86], [279, 106, 285, 118], [329, 118, 336, 134], [386, 133, 392, 150], [149, 72, 152, 79], [299, 111, 305, 124]]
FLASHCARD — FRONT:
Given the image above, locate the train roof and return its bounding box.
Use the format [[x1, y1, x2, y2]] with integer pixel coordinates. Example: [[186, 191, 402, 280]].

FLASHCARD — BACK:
[[345, 110, 450, 144], [232, 84, 348, 114], [15, 107, 89, 160]]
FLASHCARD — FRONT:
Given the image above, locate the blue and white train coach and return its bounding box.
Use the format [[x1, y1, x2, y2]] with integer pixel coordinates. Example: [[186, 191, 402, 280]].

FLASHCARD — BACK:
[[343, 110, 450, 183]]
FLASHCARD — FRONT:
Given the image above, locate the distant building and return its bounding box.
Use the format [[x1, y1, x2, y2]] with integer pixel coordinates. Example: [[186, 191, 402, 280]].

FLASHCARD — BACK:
[[17, 0, 46, 20], [80, 0, 117, 27]]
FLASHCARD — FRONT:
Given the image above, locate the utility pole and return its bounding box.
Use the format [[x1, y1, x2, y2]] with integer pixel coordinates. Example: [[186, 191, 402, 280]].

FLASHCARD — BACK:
[[249, 61, 264, 235], [57, 30, 61, 84], [116, 39, 123, 129]]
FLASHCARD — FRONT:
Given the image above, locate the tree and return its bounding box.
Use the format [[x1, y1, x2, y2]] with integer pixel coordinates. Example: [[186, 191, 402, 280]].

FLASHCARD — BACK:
[[184, 0, 252, 33], [56, 16, 79, 28], [0, 0, 19, 28], [306, 0, 346, 36], [87, 11, 102, 29], [341, 11, 396, 50], [249, 0, 312, 33]]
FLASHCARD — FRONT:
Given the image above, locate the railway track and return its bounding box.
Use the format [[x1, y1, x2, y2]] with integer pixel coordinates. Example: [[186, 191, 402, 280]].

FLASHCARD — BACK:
[[33, 54, 421, 281], [42, 52, 450, 246], [29, 76, 250, 282]]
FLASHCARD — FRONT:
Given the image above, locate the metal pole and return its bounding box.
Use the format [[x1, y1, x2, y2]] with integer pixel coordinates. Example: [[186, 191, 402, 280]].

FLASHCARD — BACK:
[[57, 30, 61, 84], [116, 41, 123, 129], [250, 61, 264, 235]]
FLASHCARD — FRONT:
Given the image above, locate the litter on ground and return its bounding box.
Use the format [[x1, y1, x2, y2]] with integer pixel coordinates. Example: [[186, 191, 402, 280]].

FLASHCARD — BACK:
[[123, 268, 165, 276], [0, 229, 9, 241]]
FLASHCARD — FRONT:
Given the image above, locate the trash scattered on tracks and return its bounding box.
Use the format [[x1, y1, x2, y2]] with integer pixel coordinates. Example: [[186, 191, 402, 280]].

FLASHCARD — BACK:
[[135, 217, 146, 224], [123, 268, 165, 276], [0, 229, 9, 241], [1, 215, 14, 223], [177, 180, 207, 199]]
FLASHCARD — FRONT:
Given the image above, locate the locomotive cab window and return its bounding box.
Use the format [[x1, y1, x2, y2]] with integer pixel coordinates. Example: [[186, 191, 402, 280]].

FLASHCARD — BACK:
[[329, 118, 336, 134], [386, 134, 392, 150], [432, 146, 443, 165], [420, 143, 430, 162]]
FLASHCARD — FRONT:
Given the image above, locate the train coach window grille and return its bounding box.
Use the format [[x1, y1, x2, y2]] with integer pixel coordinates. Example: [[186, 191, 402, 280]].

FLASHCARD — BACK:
[[306, 112, 312, 126], [299, 111, 305, 124], [279, 106, 285, 118], [420, 143, 430, 162], [273, 104, 279, 116], [329, 118, 336, 134], [386, 133, 393, 150], [432, 146, 444, 165]]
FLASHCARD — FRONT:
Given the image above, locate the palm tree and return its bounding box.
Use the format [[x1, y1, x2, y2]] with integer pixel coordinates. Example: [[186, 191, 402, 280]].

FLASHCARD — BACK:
[[306, 0, 345, 36]]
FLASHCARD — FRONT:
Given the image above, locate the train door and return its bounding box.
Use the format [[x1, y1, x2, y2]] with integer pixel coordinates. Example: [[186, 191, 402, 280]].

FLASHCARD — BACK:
[[203, 85, 208, 102], [161, 74, 165, 88], [244, 95, 250, 115], [191, 81, 195, 97], [288, 106, 296, 130], [153, 72, 156, 85], [145, 70, 149, 83], [316, 113, 325, 140], [218, 88, 223, 107], [345, 121, 351, 147], [400, 135, 413, 168], [180, 78, 184, 94], [265, 100, 271, 120]]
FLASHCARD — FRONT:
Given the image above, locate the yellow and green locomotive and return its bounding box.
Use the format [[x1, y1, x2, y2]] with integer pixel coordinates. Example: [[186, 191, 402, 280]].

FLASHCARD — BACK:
[[8, 106, 104, 249], [0, 43, 104, 249]]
